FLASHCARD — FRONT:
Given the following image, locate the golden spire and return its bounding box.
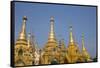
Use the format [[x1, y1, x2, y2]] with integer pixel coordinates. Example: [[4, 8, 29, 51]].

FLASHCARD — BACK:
[[81, 33, 91, 61], [48, 16, 56, 42], [82, 33, 86, 51], [18, 16, 27, 40], [16, 16, 27, 45], [69, 26, 74, 44]]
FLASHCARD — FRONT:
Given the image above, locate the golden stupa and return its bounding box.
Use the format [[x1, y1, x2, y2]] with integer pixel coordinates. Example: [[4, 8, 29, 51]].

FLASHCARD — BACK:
[[66, 26, 82, 63], [81, 33, 92, 62], [14, 16, 35, 66], [41, 17, 65, 64], [14, 16, 92, 66]]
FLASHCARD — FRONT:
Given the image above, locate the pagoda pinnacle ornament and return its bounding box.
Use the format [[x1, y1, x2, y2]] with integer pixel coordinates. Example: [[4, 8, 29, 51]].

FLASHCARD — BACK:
[[48, 16, 56, 42], [16, 16, 27, 45], [66, 26, 81, 63], [42, 16, 60, 64], [15, 16, 34, 66], [82, 33, 86, 51], [18, 16, 27, 40], [69, 26, 74, 44], [81, 33, 91, 62]]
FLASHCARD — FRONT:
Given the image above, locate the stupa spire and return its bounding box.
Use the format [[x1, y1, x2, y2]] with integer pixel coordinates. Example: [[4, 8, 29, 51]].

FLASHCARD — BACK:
[[69, 26, 74, 44], [82, 33, 86, 51], [81, 33, 91, 61], [48, 16, 56, 42], [42, 16, 59, 64], [16, 16, 27, 45], [18, 16, 27, 40]]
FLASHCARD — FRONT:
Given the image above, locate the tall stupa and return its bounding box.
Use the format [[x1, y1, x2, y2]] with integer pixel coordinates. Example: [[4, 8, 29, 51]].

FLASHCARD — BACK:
[[66, 26, 81, 63], [41, 16, 61, 64], [81, 33, 91, 62], [14, 16, 34, 66]]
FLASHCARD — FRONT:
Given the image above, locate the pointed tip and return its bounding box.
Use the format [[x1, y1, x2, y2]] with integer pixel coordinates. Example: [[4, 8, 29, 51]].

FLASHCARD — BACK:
[[69, 25, 74, 43], [69, 25, 72, 27], [82, 33, 85, 39], [69, 25, 72, 31], [18, 16, 27, 40], [48, 16, 56, 42], [50, 16, 54, 21], [23, 16, 27, 20], [82, 32, 84, 36]]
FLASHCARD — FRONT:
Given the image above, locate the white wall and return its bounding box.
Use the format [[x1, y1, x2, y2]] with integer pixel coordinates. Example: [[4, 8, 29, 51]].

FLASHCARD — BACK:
[[0, 0, 99, 68]]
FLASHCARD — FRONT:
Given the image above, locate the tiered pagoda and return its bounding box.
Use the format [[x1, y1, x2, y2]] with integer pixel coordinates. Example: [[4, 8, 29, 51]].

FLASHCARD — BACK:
[[41, 17, 64, 64], [81, 33, 91, 62], [14, 16, 92, 66], [66, 26, 82, 63], [14, 16, 35, 66]]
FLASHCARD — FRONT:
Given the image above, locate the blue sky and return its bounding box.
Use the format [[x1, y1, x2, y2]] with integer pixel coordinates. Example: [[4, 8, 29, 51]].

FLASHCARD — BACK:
[[14, 2, 97, 58]]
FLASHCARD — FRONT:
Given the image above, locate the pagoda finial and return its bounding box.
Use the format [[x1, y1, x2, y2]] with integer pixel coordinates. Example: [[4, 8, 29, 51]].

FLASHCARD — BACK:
[[18, 16, 27, 40], [69, 26, 74, 43], [82, 33, 86, 51], [48, 16, 56, 42], [81, 33, 91, 61]]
